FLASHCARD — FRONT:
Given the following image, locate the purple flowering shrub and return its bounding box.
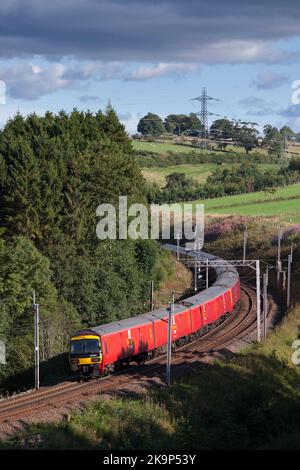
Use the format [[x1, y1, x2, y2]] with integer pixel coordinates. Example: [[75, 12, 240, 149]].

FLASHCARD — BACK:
[[271, 224, 300, 245], [205, 216, 249, 242]]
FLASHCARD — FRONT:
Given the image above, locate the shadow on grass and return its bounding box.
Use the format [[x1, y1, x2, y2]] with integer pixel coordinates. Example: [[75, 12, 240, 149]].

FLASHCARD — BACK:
[[150, 351, 300, 450], [1, 350, 300, 450], [0, 353, 71, 393], [0, 422, 96, 450]]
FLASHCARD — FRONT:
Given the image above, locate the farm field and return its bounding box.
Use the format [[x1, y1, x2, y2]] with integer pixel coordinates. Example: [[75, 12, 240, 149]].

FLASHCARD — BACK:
[[186, 183, 300, 223], [288, 144, 300, 155], [132, 140, 202, 154], [132, 139, 269, 155], [142, 163, 278, 187]]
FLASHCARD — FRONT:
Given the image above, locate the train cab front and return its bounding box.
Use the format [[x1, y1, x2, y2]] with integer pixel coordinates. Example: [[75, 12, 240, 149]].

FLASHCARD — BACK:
[[69, 332, 102, 379]]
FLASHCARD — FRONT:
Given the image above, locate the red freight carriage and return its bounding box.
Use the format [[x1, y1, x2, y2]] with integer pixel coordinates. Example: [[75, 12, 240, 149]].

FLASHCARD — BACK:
[[69, 250, 240, 378], [190, 305, 201, 333]]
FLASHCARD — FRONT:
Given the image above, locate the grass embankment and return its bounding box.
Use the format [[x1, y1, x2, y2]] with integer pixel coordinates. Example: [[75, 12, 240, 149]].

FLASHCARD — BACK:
[[186, 184, 300, 223], [153, 251, 192, 305], [2, 303, 300, 450]]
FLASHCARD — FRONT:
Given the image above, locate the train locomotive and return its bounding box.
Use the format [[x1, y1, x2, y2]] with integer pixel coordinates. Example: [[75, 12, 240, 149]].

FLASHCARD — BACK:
[[69, 246, 240, 378]]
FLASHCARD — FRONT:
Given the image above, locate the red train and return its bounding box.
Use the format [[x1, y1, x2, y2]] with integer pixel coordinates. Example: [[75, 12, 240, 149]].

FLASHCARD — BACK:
[[69, 246, 240, 378]]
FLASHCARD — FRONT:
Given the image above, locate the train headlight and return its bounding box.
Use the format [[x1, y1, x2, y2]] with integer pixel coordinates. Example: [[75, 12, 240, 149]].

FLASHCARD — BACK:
[[91, 357, 100, 363]]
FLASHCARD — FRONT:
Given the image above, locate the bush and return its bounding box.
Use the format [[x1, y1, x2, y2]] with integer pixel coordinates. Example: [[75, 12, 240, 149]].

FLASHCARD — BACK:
[[135, 150, 277, 168], [146, 163, 299, 204]]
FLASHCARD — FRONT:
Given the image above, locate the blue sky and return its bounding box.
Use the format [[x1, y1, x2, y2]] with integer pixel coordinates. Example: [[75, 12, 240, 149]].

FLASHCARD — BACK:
[[0, 1, 300, 134]]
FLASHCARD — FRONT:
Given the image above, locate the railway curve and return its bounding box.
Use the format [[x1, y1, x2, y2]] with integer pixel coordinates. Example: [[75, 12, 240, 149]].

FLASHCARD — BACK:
[[0, 246, 277, 437]]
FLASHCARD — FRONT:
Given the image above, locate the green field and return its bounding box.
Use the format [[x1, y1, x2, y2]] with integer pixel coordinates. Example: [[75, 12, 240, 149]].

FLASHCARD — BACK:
[[132, 140, 268, 155], [135, 139, 300, 221], [133, 140, 202, 154], [187, 184, 300, 222], [143, 164, 216, 186], [143, 163, 278, 187]]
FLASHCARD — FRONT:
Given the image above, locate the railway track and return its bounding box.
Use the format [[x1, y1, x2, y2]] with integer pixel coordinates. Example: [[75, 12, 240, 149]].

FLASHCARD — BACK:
[[0, 282, 276, 437]]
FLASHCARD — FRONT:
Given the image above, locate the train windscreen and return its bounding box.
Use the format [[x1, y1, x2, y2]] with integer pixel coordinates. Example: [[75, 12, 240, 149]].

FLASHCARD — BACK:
[[70, 339, 100, 356]]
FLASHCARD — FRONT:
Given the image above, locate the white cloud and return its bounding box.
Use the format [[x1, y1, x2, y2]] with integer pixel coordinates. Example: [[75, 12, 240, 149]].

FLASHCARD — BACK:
[[63, 62, 123, 81], [239, 96, 277, 116], [0, 61, 124, 100], [0, 63, 70, 100], [252, 70, 290, 89], [171, 40, 299, 65], [126, 63, 200, 81], [0, 60, 201, 100]]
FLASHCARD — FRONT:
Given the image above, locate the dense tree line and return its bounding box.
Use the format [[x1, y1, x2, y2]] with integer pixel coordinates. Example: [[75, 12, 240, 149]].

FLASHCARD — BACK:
[[208, 118, 259, 153], [137, 115, 261, 154], [137, 113, 203, 137], [146, 163, 299, 204], [135, 149, 277, 168], [262, 124, 295, 159], [0, 108, 164, 387], [0, 107, 141, 243], [136, 115, 299, 156], [0, 236, 79, 383]]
